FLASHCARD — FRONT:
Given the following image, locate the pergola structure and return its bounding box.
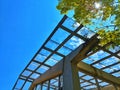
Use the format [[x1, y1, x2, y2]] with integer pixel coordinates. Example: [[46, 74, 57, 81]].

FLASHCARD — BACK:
[[13, 15, 120, 90]]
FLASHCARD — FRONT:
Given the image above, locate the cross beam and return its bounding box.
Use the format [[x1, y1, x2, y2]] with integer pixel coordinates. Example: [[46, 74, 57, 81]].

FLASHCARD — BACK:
[[77, 62, 120, 86], [29, 60, 63, 89]]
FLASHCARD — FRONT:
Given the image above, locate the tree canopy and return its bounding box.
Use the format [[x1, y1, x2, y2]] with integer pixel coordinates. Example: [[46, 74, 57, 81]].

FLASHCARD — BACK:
[[56, 0, 120, 48]]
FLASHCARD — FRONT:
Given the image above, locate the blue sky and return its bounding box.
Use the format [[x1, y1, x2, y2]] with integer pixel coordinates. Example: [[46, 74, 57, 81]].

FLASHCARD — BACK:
[[0, 0, 63, 89]]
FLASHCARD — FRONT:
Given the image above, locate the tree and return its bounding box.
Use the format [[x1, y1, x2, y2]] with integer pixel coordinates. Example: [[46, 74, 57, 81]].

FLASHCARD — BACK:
[[56, 0, 120, 48]]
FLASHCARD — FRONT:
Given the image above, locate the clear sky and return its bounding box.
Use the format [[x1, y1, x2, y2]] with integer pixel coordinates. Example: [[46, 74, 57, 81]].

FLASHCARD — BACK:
[[0, 0, 63, 89]]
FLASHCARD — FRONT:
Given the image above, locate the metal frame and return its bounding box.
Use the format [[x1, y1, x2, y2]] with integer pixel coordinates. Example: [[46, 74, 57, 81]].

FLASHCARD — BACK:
[[13, 15, 120, 90]]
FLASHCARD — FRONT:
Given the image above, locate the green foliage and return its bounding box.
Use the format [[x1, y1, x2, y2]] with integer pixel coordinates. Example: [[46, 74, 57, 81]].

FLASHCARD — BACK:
[[98, 30, 120, 47], [56, 0, 120, 47]]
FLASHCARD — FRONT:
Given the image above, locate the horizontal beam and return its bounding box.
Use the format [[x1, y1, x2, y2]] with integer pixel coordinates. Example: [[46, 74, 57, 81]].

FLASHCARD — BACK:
[[77, 62, 120, 86], [29, 60, 63, 90]]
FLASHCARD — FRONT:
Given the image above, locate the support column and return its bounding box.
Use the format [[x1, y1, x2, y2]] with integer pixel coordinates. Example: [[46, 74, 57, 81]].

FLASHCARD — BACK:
[[47, 80, 50, 90], [63, 56, 81, 90], [58, 75, 61, 90], [94, 77, 101, 90], [40, 84, 43, 90]]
